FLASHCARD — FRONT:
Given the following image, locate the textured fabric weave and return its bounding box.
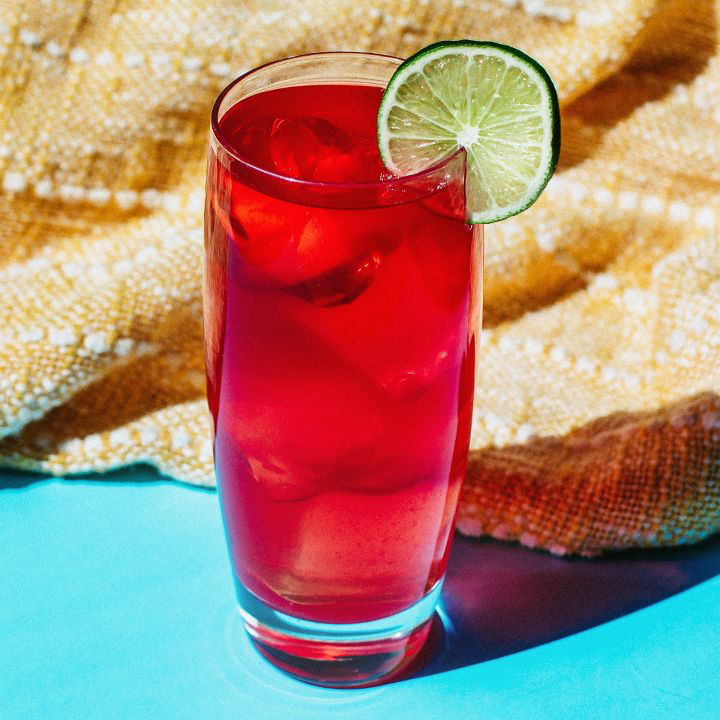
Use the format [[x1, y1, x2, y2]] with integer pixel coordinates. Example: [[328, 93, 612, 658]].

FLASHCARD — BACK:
[[1, 0, 718, 556]]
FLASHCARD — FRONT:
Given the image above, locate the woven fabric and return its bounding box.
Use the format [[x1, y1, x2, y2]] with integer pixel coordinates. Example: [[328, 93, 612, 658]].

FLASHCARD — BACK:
[[1, 0, 718, 556]]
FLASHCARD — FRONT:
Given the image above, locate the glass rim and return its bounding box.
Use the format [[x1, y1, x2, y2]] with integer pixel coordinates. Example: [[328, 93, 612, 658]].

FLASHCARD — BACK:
[[209, 51, 461, 193]]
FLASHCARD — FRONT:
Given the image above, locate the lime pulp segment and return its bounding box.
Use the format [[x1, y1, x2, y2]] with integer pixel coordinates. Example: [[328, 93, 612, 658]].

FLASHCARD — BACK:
[[377, 41, 560, 224]]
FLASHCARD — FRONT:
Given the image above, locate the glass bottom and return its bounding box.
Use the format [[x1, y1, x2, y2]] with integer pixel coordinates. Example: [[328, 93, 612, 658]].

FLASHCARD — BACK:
[[235, 578, 444, 687]]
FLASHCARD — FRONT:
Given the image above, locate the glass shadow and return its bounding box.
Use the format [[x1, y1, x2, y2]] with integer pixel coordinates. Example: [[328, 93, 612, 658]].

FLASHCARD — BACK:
[[414, 532, 720, 677]]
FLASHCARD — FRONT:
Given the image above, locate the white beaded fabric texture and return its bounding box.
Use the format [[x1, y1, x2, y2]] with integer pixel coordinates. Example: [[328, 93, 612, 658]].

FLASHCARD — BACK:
[[0, 0, 718, 556]]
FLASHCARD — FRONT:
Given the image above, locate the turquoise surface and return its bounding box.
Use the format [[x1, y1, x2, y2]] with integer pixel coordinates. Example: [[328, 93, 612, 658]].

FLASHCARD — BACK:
[[2, 466, 719, 719]]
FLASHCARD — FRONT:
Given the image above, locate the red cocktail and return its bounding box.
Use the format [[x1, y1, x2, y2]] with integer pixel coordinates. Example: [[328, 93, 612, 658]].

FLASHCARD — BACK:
[[204, 53, 482, 686]]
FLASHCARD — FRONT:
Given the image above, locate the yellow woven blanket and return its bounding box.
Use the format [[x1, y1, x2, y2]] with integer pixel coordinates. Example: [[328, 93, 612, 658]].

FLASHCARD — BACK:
[[1, 0, 718, 556]]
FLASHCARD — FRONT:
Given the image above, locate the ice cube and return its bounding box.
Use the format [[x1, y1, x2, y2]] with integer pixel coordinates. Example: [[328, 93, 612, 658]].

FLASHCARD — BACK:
[[289, 225, 472, 395], [227, 183, 308, 268], [228, 116, 277, 172], [230, 198, 401, 306], [289, 249, 383, 307], [268, 116, 383, 183], [220, 286, 391, 499]]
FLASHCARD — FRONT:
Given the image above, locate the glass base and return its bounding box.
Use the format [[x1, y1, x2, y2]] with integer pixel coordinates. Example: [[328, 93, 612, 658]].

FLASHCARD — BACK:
[[235, 579, 444, 687]]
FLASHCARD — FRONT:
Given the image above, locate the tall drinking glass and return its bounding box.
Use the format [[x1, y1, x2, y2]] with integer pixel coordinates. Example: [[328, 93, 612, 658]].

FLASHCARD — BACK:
[[204, 52, 482, 687]]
